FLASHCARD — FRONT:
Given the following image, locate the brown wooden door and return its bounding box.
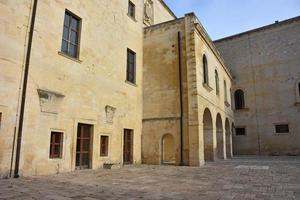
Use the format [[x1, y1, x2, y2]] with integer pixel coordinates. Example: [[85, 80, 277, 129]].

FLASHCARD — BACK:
[[76, 124, 92, 169], [123, 129, 133, 164]]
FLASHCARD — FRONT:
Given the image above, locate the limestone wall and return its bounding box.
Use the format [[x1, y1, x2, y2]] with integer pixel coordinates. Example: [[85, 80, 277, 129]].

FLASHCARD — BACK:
[[142, 14, 233, 166], [215, 17, 300, 155], [0, 0, 32, 178]]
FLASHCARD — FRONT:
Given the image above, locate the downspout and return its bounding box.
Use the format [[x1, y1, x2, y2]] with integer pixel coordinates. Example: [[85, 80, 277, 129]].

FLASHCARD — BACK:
[[177, 32, 184, 165], [14, 0, 38, 178]]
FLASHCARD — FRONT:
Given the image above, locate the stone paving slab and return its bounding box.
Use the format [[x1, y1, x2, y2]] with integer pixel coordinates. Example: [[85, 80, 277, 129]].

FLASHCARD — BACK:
[[0, 156, 299, 200]]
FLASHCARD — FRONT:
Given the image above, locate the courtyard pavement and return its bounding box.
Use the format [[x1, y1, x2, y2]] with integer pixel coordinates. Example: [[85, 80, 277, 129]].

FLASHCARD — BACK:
[[0, 156, 299, 200]]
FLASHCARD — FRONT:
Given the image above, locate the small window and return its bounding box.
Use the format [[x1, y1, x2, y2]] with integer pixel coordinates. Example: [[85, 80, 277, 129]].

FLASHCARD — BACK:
[[298, 82, 300, 97], [215, 70, 219, 95], [203, 55, 208, 84], [235, 127, 246, 136], [61, 10, 81, 58], [100, 135, 109, 157], [234, 89, 245, 109], [126, 49, 136, 84], [275, 124, 289, 134], [128, 1, 135, 19], [49, 132, 63, 159]]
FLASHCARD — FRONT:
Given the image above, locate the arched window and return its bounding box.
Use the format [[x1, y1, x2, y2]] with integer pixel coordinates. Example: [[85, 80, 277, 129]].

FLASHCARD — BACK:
[[215, 70, 219, 95], [203, 55, 208, 84], [234, 89, 245, 109]]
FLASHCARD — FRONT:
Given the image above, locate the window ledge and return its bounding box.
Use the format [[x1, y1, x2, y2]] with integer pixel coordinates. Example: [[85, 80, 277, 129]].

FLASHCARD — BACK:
[[125, 80, 138, 87], [58, 51, 82, 63], [202, 83, 213, 92], [127, 14, 137, 22], [235, 108, 250, 112], [224, 101, 230, 107], [274, 132, 290, 135]]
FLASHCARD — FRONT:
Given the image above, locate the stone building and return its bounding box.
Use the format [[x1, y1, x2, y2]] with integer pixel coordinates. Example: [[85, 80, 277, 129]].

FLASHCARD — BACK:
[[142, 13, 233, 166], [0, 0, 177, 177], [215, 17, 300, 155], [0, 0, 234, 177], [1, 0, 298, 178]]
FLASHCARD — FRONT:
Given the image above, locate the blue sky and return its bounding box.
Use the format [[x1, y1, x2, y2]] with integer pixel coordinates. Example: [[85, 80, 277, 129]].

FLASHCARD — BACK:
[[164, 0, 300, 40]]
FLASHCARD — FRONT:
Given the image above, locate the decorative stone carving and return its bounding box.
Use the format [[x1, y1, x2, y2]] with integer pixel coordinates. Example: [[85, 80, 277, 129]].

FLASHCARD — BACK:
[[144, 0, 154, 26], [105, 105, 116, 124], [37, 89, 64, 114]]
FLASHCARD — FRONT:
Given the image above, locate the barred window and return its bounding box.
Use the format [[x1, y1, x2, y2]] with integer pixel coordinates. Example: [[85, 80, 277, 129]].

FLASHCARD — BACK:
[[49, 132, 63, 159], [100, 136, 109, 157]]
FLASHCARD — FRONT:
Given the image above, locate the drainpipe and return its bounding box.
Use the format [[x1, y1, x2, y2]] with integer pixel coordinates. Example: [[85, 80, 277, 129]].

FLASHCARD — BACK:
[[177, 32, 184, 165], [14, 0, 38, 178]]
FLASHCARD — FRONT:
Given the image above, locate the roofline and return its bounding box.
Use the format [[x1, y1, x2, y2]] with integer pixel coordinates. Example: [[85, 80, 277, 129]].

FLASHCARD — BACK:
[[186, 13, 233, 79], [214, 15, 300, 43], [144, 17, 184, 30], [158, 0, 177, 19]]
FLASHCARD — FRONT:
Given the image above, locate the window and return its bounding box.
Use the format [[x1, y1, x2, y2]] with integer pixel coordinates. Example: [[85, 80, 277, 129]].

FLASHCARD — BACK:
[[298, 82, 300, 97], [215, 70, 219, 95], [100, 135, 109, 157], [203, 55, 208, 84], [234, 89, 245, 109], [49, 132, 63, 159], [275, 124, 289, 134], [0, 112, 2, 129], [224, 80, 228, 102], [61, 10, 81, 58], [126, 49, 136, 84], [235, 127, 246, 136], [128, 1, 135, 19]]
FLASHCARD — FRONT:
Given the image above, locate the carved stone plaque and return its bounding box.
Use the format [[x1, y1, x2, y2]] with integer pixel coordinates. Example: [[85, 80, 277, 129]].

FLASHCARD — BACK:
[[37, 89, 65, 114], [144, 0, 154, 26], [105, 105, 116, 124]]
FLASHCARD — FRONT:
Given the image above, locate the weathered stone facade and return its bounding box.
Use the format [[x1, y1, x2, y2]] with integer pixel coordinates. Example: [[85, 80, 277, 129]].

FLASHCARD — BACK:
[[0, 0, 175, 177], [1, 0, 298, 178], [142, 13, 234, 166], [215, 17, 300, 155]]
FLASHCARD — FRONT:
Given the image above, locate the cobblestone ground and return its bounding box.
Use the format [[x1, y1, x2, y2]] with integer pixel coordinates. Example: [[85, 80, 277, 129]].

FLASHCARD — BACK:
[[0, 156, 299, 200]]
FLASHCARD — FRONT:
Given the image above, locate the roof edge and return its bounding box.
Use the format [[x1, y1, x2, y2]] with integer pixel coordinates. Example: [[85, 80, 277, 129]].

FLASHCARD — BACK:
[[158, 0, 177, 19], [214, 15, 300, 43]]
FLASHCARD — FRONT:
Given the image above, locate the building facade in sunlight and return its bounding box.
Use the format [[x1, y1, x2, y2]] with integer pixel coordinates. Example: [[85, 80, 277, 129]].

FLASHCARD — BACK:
[[0, 0, 298, 178], [214, 17, 300, 156]]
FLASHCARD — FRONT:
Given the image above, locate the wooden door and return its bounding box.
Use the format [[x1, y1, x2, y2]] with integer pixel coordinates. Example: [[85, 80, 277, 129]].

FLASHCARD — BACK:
[[123, 129, 133, 164], [76, 124, 92, 169]]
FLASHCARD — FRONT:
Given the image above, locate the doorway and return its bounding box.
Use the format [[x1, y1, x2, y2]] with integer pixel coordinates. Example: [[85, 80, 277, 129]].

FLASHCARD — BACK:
[[76, 123, 92, 169], [123, 129, 133, 164]]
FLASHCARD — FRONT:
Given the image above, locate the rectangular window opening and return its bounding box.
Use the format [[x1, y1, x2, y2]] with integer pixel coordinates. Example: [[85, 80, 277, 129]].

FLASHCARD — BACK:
[[61, 10, 81, 58], [275, 124, 289, 134], [128, 1, 136, 19], [0, 112, 2, 129], [100, 135, 109, 157], [126, 49, 136, 84], [235, 127, 246, 136], [49, 131, 63, 159]]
